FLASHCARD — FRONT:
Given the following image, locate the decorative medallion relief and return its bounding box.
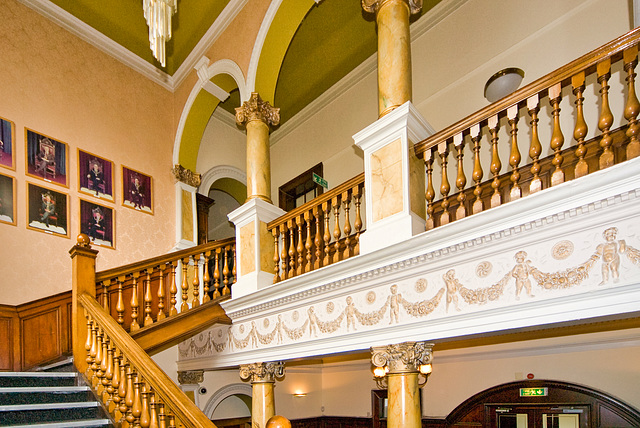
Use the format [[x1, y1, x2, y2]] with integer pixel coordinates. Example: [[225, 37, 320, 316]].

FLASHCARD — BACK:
[[179, 225, 640, 360]]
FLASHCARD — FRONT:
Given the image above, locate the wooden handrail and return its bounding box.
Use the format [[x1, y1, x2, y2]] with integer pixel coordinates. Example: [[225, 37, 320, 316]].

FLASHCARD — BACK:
[[414, 27, 640, 155], [80, 293, 217, 428], [96, 237, 235, 282], [267, 173, 364, 229]]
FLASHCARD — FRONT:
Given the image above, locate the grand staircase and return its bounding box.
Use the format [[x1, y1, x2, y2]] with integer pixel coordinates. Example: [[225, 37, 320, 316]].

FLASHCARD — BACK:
[[0, 362, 113, 428]]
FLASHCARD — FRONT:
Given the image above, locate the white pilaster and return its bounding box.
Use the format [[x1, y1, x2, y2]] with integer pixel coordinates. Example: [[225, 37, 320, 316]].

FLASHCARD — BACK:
[[228, 198, 286, 298], [353, 101, 434, 254]]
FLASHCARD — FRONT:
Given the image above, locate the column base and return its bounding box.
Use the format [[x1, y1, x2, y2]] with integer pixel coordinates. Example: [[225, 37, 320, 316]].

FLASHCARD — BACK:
[[359, 210, 425, 255]]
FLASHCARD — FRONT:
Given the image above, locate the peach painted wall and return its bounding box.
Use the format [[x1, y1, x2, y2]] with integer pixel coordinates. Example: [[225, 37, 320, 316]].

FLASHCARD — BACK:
[[0, 0, 176, 305]]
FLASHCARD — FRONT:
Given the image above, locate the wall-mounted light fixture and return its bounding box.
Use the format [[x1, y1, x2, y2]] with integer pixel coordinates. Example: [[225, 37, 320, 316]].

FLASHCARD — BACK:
[[372, 363, 432, 389], [484, 67, 525, 103], [292, 392, 307, 397]]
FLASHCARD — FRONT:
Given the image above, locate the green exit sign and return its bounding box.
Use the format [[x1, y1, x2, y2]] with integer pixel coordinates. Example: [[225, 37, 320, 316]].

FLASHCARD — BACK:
[[520, 388, 548, 397], [312, 173, 328, 189]]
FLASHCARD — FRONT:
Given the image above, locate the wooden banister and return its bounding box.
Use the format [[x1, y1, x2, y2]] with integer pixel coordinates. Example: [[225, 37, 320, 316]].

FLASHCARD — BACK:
[[414, 27, 640, 156], [80, 293, 217, 428]]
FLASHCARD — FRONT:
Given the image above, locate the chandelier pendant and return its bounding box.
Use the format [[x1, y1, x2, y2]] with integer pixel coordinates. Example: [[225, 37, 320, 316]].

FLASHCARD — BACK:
[[142, 0, 177, 67]]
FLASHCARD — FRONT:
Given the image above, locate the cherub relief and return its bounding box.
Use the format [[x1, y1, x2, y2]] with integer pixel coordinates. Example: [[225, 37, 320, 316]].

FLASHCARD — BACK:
[[597, 227, 626, 285], [512, 251, 534, 299], [345, 296, 357, 331], [444, 269, 461, 312], [389, 284, 400, 324]]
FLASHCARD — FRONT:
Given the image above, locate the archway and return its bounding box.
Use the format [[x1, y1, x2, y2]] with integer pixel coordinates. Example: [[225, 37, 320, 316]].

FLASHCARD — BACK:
[[446, 379, 640, 427], [200, 165, 247, 242], [203, 383, 252, 423]]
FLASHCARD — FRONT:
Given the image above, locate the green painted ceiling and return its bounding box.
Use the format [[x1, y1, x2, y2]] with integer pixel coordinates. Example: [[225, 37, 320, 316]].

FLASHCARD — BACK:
[[52, 0, 441, 124], [50, 0, 230, 74]]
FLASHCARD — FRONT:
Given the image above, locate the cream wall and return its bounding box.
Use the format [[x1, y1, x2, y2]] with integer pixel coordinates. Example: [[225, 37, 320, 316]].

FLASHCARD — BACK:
[[196, 113, 247, 176], [0, 0, 176, 305]]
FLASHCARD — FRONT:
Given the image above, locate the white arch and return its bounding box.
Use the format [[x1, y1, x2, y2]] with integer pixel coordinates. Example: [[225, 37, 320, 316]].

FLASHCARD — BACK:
[[202, 383, 252, 419], [172, 58, 247, 166], [245, 0, 284, 97], [199, 165, 247, 196]]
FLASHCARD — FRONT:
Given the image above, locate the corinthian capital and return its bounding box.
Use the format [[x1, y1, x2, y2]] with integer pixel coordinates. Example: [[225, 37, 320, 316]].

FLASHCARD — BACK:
[[172, 164, 201, 188], [362, 0, 422, 15], [235, 93, 280, 128], [239, 362, 285, 383], [371, 341, 433, 374]]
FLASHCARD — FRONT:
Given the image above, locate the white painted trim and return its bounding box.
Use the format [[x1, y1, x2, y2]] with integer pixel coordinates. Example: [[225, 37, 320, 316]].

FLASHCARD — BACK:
[[246, 0, 284, 97], [199, 165, 247, 196], [202, 383, 252, 419]]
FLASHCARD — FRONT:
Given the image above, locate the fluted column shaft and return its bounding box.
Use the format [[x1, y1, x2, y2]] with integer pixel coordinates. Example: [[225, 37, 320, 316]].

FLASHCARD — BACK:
[[236, 93, 280, 203], [239, 362, 285, 428], [363, 0, 422, 117], [371, 341, 433, 428]]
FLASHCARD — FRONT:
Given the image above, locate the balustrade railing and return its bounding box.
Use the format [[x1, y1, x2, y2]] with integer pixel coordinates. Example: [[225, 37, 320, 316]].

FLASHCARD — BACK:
[[95, 238, 236, 332], [267, 173, 364, 283], [80, 294, 217, 428], [415, 28, 640, 229]]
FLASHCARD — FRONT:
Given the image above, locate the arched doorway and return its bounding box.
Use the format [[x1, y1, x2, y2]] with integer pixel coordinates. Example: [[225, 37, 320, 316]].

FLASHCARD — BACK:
[[446, 380, 640, 427], [203, 383, 252, 428]]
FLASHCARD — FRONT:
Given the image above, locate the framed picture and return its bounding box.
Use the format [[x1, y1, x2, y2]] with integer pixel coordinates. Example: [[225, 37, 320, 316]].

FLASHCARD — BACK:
[[122, 166, 153, 214], [78, 149, 114, 201], [0, 172, 16, 226], [25, 128, 69, 187], [80, 199, 115, 249], [27, 182, 69, 238], [0, 116, 15, 170]]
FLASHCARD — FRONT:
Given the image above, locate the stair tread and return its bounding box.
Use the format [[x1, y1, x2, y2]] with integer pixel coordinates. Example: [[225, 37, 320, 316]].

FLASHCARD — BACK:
[[0, 401, 100, 411], [0, 372, 76, 378], [1, 419, 112, 427], [0, 386, 90, 393]]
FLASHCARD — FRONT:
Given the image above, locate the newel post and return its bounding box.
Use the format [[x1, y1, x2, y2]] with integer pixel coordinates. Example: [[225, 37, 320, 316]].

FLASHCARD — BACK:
[[70, 233, 99, 374]]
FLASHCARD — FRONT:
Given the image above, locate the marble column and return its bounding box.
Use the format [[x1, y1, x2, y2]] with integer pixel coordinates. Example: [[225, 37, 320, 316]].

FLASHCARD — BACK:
[[239, 362, 285, 428], [172, 164, 202, 250], [371, 341, 433, 428], [235, 93, 280, 203], [362, 0, 422, 117]]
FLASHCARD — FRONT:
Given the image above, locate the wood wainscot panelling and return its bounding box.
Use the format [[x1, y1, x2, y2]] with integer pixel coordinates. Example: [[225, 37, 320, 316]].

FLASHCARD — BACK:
[[0, 291, 72, 371]]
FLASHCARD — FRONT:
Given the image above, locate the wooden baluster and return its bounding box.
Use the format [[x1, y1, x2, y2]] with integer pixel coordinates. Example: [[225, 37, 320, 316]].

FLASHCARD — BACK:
[[572, 72, 589, 178], [470, 124, 483, 214], [111, 349, 121, 412], [168, 415, 176, 428], [280, 223, 289, 280], [89, 322, 99, 381], [549, 83, 565, 185], [132, 375, 142, 427], [352, 184, 363, 255], [272, 227, 281, 283], [597, 58, 614, 169], [527, 95, 543, 193], [119, 361, 130, 420], [231, 245, 237, 286], [342, 190, 352, 259], [99, 330, 108, 395], [149, 388, 159, 428], [103, 339, 114, 403], [625, 45, 640, 159], [202, 251, 211, 302], [94, 327, 104, 388], [213, 248, 221, 297], [157, 402, 167, 428], [322, 201, 332, 266], [332, 195, 342, 263], [296, 215, 305, 275], [438, 141, 451, 225], [304, 211, 313, 272], [102, 280, 110, 313], [222, 247, 230, 295], [116, 276, 125, 326], [507, 105, 521, 200], [130, 272, 140, 331], [140, 382, 151, 428], [191, 255, 200, 307], [180, 258, 189, 312], [85, 317, 94, 377], [144, 268, 153, 327], [453, 133, 466, 220], [288, 219, 296, 277], [425, 148, 435, 229], [313, 207, 322, 269], [488, 114, 502, 207], [168, 262, 178, 317], [157, 264, 166, 320]]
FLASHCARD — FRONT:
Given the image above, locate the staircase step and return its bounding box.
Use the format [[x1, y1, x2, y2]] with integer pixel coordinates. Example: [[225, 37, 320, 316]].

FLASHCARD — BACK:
[[0, 400, 103, 425], [0, 419, 112, 427], [0, 372, 77, 387], [0, 387, 92, 406]]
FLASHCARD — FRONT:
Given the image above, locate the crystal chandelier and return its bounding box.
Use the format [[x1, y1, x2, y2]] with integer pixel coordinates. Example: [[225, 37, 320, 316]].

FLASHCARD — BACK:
[[142, 0, 177, 67]]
